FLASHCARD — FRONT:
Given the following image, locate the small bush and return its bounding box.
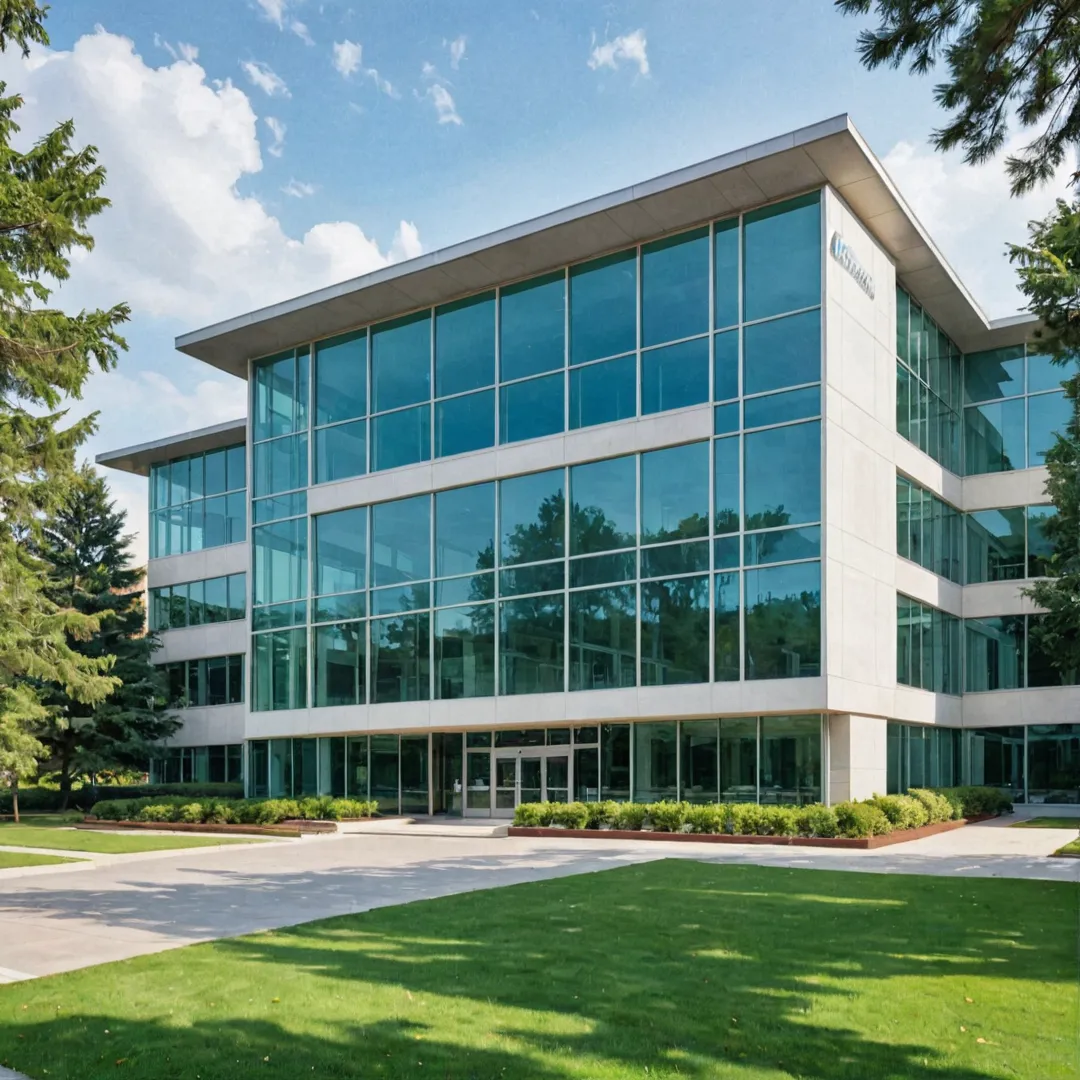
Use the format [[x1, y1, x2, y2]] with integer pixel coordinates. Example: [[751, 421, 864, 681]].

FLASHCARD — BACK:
[[729, 803, 772, 836], [177, 802, 204, 824], [550, 802, 589, 830], [136, 803, 178, 823], [647, 801, 691, 833], [614, 803, 647, 831], [869, 794, 928, 831], [907, 788, 954, 824], [585, 801, 619, 829], [933, 786, 1013, 818], [330, 798, 376, 819], [686, 804, 728, 834], [834, 801, 892, 838], [762, 805, 799, 836], [795, 804, 838, 838], [514, 802, 545, 827], [254, 799, 301, 825]]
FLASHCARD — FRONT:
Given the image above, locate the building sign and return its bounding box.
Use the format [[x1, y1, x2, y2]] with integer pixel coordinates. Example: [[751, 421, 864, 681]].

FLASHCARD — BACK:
[[830, 232, 875, 300]]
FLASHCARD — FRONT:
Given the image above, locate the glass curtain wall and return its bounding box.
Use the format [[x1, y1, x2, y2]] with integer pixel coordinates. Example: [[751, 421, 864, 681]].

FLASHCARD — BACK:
[[149, 745, 242, 784], [885, 721, 961, 793], [965, 504, 1057, 583], [965, 614, 1079, 690], [895, 475, 961, 582], [150, 573, 246, 631], [896, 595, 961, 694], [159, 656, 244, 707]]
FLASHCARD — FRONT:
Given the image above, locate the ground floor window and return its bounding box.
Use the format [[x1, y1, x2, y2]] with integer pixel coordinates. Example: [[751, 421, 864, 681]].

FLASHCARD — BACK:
[[149, 744, 242, 785]]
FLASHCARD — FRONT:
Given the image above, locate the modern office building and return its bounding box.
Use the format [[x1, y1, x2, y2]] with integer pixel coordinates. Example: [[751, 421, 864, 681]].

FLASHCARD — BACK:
[[99, 114, 1080, 812]]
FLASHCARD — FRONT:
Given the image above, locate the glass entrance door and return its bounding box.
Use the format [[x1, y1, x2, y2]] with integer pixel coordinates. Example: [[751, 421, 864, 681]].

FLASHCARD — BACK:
[[491, 751, 570, 816], [494, 756, 517, 812]]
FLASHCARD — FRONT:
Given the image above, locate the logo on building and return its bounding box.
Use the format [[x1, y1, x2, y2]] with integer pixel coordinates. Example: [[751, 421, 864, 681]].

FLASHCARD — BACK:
[[830, 232, 875, 300]]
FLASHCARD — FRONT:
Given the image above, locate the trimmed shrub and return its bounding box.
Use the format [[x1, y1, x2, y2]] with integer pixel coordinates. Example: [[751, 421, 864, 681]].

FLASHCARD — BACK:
[[686, 804, 728, 835], [614, 803, 647, 831], [729, 803, 773, 836], [933, 786, 1013, 818], [868, 794, 928, 831], [647, 801, 691, 833], [795, 804, 838, 838], [762, 805, 799, 836], [550, 802, 589, 830], [514, 803, 545, 827], [585, 801, 619, 829], [177, 802, 205, 824], [834, 801, 892, 838], [136, 803, 179, 823], [330, 798, 376, 819], [907, 788, 954, 824]]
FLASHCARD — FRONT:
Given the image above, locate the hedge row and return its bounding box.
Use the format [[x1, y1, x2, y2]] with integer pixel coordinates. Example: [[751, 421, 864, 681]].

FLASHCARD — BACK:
[[90, 795, 378, 826], [0, 783, 244, 814], [512, 786, 1012, 839]]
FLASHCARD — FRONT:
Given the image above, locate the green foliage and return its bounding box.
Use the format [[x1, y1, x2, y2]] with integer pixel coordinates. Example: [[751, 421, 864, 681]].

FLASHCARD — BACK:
[[613, 802, 647, 831], [89, 796, 378, 826], [908, 787, 955, 823], [550, 802, 589, 830], [0, 782, 244, 814], [685, 803, 728, 834], [868, 794, 929, 831], [834, 802, 893, 838], [933, 786, 1014, 817], [585, 800, 619, 829], [795, 804, 839, 838], [646, 800, 691, 833], [512, 803, 544, 827], [728, 803, 772, 836]]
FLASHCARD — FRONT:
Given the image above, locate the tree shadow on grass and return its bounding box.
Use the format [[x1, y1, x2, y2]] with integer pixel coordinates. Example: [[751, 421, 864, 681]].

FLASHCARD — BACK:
[[0, 860, 1076, 1079]]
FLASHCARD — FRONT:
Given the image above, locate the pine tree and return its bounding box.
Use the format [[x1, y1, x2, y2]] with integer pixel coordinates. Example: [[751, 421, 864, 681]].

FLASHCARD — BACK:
[[0, 0, 131, 814], [33, 468, 178, 803]]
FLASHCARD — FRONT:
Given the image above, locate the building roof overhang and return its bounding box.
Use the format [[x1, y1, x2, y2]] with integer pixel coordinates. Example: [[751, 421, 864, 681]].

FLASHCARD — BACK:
[[95, 417, 246, 476]]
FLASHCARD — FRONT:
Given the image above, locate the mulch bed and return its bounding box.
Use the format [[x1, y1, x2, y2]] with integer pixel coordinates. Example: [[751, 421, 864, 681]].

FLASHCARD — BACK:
[[79, 819, 314, 838], [509, 816, 988, 850]]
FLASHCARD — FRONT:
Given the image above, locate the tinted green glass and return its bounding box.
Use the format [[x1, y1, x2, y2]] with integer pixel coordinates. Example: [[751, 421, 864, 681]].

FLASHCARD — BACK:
[[1029, 390, 1070, 466], [313, 592, 366, 623], [569, 585, 636, 691], [641, 576, 709, 685], [680, 720, 719, 802], [720, 717, 756, 799], [714, 329, 738, 401], [714, 571, 740, 681], [1027, 350, 1074, 393], [187, 579, 205, 625], [315, 330, 367, 426], [714, 535, 740, 570], [499, 469, 564, 566], [570, 455, 636, 555], [204, 450, 227, 496], [188, 455, 204, 500], [640, 541, 708, 578], [601, 723, 631, 800], [963, 398, 1025, 474], [435, 389, 495, 457], [500, 593, 564, 695], [252, 627, 307, 711], [743, 192, 821, 322], [713, 435, 739, 535], [641, 336, 709, 415], [499, 561, 565, 596], [371, 612, 430, 702], [252, 491, 307, 524], [1028, 619, 1079, 687], [1028, 505, 1058, 576], [965, 615, 1024, 691], [499, 372, 563, 444], [435, 292, 495, 397], [371, 311, 431, 412], [714, 218, 739, 329], [713, 402, 739, 434], [570, 249, 637, 364], [895, 285, 909, 364], [760, 715, 821, 805], [435, 604, 495, 699], [227, 573, 246, 620], [151, 464, 169, 511], [744, 526, 820, 566], [744, 561, 820, 679], [315, 420, 366, 484], [965, 508, 1025, 583], [569, 550, 636, 588], [252, 599, 306, 630], [1027, 723, 1080, 799], [743, 385, 820, 428], [170, 458, 191, 505], [743, 308, 820, 396], [253, 350, 307, 441], [226, 491, 246, 544], [744, 420, 820, 529], [372, 494, 430, 586], [499, 272, 565, 381], [253, 433, 307, 497], [569, 354, 636, 429], [226, 445, 246, 492], [315, 506, 367, 596], [435, 573, 493, 606], [641, 442, 708, 544], [313, 621, 365, 707], [964, 345, 1024, 404], [633, 722, 677, 801], [372, 404, 431, 471], [435, 483, 495, 578], [642, 228, 709, 347], [252, 517, 307, 606]]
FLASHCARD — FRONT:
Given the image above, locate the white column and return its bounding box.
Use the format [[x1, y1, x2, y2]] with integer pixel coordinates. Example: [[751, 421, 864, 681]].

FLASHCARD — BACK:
[[827, 714, 887, 804]]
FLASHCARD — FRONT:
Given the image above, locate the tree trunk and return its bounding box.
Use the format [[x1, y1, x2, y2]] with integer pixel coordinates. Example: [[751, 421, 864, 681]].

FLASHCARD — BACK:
[[58, 752, 73, 811], [12, 776, 19, 824]]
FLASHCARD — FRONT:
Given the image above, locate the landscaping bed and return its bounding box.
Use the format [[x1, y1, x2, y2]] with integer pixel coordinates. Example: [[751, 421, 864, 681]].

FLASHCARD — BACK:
[[88, 794, 379, 828], [78, 820, 308, 838]]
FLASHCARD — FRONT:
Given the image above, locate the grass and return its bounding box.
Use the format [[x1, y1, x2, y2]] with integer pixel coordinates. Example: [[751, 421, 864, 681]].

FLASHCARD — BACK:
[[0, 861, 1075, 1080], [0, 813, 84, 827], [1011, 816, 1080, 829], [0, 850, 81, 870], [0, 823, 267, 854], [1052, 838, 1080, 856]]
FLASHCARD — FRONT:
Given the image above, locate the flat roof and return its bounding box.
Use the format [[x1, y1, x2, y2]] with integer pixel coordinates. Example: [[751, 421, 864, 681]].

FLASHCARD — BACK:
[[96, 417, 246, 476], [175, 113, 1035, 379]]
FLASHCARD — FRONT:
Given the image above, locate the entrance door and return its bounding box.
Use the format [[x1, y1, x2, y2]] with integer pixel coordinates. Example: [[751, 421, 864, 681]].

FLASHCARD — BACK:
[[492, 751, 570, 816]]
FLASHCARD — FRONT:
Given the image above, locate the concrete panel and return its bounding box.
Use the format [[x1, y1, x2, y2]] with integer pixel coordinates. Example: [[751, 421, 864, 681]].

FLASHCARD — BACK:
[[894, 437, 964, 506], [164, 703, 246, 747], [963, 581, 1043, 619], [895, 559, 963, 615], [157, 621, 248, 664], [827, 713, 887, 803], [963, 686, 1080, 727], [963, 468, 1050, 511], [891, 686, 964, 727], [148, 544, 248, 589]]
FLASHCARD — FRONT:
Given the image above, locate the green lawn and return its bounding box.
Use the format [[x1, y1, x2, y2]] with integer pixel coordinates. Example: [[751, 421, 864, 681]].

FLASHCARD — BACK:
[[0, 824, 266, 854], [1053, 838, 1080, 856], [0, 850, 81, 870], [0, 861, 1075, 1080], [1011, 816, 1080, 829]]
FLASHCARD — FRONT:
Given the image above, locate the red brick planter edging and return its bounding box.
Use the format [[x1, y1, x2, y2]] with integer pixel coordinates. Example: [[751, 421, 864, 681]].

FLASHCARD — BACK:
[[80, 819, 309, 838], [509, 815, 988, 849]]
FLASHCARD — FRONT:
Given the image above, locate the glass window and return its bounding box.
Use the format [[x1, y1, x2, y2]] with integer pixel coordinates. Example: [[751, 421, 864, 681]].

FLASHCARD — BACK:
[[714, 328, 739, 402], [600, 723, 630, 800], [744, 420, 820, 530], [743, 192, 820, 322], [641, 336, 710, 415], [499, 371, 563, 444], [370, 734, 400, 813], [1028, 505, 1057, 576], [314, 592, 367, 623], [204, 449, 227, 496], [371, 612, 430, 703], [253, 350, 307, 441], [499, 272, 565, 381], [187, 580, 205, 626], [1027, 351, 1074, 394], [315, 419, 366, 484], [570, 456, 636, 555], [569, 354, 636, 429], [313, 621, 365, 707], [499, 469, 564, 566], [965, 726, 1024, 797], [500, 561, 564, 596], [720, 717, 757, 801], [500, 593, 564, 695], [315, 330, 367, 426], [253, 433, 307, 497], [760, 715, 821, 806], [714, 435, 740, 535], [226, 491, 246, 544], [642, 228, 709, 347], [744, 561, 820, 679], [435, 292, 495, 397], [964, 345, 1024, 404], [1027, 724, 1080, 804], [253, 517, 307, 606], [569, 585, 636, 691], [435, 483, 495, 578], [372, 494, 430, 587], [253, 492, 307, 525], [372, 404, 430, 471], [371, 311, 431, 413], [714, 571, 740, 682], [253, 628, 307, 711], [743, 385, 820, 429], [641, 576, 709, 685], [435, 604, 495, 699], [633, 722, 677, 802], [965, 508, 1025, 584], [744, 525, 820, 566], [963, 398, 1025, 474], [435, 389, 495, 458], [679, 720, 718, 803], [315, 507, 367, 597], [743, 308, 820, 396], [227, 573, 246, 620], [714, 218, 739, 329], [227, 445, 246, 492], [1028, 390, 1070, 466], [965, 616, 1024, 691], [640, 540, 708, 579], [570, 249, 636, 364], [641, 442, 708, 544], [1027, 616, 1079, 688]]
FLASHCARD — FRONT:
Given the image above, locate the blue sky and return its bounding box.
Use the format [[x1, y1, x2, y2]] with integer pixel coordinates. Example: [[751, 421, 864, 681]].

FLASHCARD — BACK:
[[8, 0, 1066, 558]]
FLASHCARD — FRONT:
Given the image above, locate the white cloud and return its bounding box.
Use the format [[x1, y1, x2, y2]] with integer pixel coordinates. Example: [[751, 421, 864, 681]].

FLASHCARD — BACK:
[[241, 58, 290, 98], [588, 29, 649, 76], [447, 34, 466, 69], [253, 0, 312, 44], [153, 35, 198, 64], [426, 82, 462, 126], [290, 21, 313, 46], [264, 115, 286, 156], [421, 60, 437, 79], [333, 39, 397, 96], [282, 178, 316, 198], [882, 137, 1069, 317]]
